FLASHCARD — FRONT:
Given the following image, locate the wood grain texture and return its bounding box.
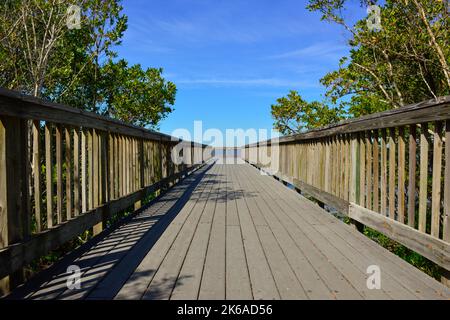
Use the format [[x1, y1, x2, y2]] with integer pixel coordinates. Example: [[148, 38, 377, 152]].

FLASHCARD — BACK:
[[419, 123, 429, 233], [65, 127, 72, 219], [349, 203, 450, 271], [388, 128, 396, 220], [431, 122, 443, 238], [73, 128, 80, 216], [0, 117, 28, 294], [56, 125, 63, 224], [407, 125, 417, 227], [246, 96, 450, 146], [397, 127, 406, 223], [371, 130, 379, 213], [81, 130, 87, 213], [0, 88, 180, 143], [32, 121, 42, 232], [359, 133, 366, 206], [445, 120, 450, 242], [381, 129, 388, 216], [0, 90, 210, 296], [45, 123, 53, 228], [7, 163, 449, 300], [0, 163, 207, 280], [365, 131, 372, 210]]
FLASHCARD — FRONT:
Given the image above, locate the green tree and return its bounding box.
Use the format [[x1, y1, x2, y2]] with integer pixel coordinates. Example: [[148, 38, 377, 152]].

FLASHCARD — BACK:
[[271, 90, 343, 135], [0, 0, 176, 127], [101, 60, 176, 129], [307, 0, 449, 116]]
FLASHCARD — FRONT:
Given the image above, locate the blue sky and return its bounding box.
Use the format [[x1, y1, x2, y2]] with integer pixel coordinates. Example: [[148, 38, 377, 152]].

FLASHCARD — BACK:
[[117, 0, 366, 146]]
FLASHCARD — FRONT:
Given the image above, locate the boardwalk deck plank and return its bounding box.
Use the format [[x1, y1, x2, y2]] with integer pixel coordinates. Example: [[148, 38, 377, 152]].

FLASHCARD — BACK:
[[115, 165, 215, 299], [198, 165, 227, 299], [142, 165, 220, 300], [170, 166, 221, 300], [229, 164, 280, 300], [258, 182, 403, 299], [249, 164, 447, 299], [236, 166, 307, 299], [239, 165, 363, 300], [7, 160, 450, 300], [225, 166, 252, 300]]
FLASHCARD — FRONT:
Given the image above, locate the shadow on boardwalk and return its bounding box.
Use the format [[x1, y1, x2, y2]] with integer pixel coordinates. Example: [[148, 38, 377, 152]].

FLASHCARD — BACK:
[[6, 161, 256, 300]]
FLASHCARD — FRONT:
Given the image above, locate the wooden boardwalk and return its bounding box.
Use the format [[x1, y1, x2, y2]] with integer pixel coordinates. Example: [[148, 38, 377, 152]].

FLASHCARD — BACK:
[[7, 161, 450, 300]]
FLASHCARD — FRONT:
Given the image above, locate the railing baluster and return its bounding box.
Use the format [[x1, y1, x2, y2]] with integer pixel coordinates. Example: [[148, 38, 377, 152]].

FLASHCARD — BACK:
[[108, 132, 114, 201], [444, 120, 450, 242], [344, 135, 350, 201], [88, 129, 94, 210], [366, 131, 372, 210], [359, 132, 366, 205], [373, 130, 380, 213], [45, 123, 54, 228], [407, 124, 417, 227], [73, 128, 80, 216], [93, 129, 99, 209], [32, 120, 42, 232], [324, 138, 331, 193], [388, 127, 396, 220], [381, 129, 388, 216], [65, 127, 72, 219], [56, 125, 63, 223], [398, 127, 406, 223], [114, 134, 119, 199], [431, 121, 443, 238], [81, 129, 87, 213], [419, 123, 429, 233]]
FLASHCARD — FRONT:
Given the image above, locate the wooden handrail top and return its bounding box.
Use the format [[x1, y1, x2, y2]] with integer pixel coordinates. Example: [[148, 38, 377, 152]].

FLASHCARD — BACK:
[[246, 96, 450, 147], [0, 87, 206, 147]]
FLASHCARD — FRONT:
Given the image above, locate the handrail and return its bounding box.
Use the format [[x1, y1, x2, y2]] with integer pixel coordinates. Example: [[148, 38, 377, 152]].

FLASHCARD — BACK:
[[0, 88, 212, 294], [0, 87, 207, 146], [248, 95, 450, 146], [243, 97, 450, 276]]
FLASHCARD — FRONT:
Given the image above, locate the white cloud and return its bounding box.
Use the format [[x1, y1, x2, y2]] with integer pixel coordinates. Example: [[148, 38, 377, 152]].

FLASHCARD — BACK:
[[267, 42, 348, 60]]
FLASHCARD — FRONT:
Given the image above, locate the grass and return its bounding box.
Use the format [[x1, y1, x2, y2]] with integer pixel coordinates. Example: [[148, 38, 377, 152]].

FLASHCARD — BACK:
[[362, 226, 442, 280], [340, 216, 442, 280]]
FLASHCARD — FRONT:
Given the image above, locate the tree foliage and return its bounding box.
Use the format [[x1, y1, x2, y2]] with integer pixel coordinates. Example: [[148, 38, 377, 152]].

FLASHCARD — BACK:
[[308, 0, 449, 116], [101, 60, 176, 127], [271, 90, 343, 135], [0, 0, 176, 128], [272, 0, 449, 134]]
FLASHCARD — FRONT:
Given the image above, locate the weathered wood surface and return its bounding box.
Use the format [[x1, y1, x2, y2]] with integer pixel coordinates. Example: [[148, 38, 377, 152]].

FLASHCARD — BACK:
[[0, 89, 212, 297], [349, 203, 450, 270], [6, 162, 449, 300], [244, 98, 450, 278], [250, 158, 450, 274], [0, 163, 204, 280], [0, 88, 181, 143], [248, 96, 450, 146]]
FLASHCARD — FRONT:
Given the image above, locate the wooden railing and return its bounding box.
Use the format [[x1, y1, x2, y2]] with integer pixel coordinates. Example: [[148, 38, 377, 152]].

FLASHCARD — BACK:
[[243, 97, 450, 283], [0, 88, 212, 294]]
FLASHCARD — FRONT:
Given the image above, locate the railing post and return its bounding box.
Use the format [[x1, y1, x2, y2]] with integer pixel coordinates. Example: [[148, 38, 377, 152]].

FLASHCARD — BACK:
[[257, 142, 261, 166], [134, 138, 144, 210], [349, 133, 364, 232], [0, 116, 29, 295]]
